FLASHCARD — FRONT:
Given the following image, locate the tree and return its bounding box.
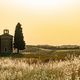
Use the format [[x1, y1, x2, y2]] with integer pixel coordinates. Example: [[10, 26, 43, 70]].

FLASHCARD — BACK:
[[14, 22, 25, 53]]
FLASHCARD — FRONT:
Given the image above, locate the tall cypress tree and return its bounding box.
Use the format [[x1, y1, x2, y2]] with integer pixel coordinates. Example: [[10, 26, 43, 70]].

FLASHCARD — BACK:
[[14, 23, 25, 53]]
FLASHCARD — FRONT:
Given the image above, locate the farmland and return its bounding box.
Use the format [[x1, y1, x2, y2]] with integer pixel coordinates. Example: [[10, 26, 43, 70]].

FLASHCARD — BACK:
[[0, 45, 80, 80]]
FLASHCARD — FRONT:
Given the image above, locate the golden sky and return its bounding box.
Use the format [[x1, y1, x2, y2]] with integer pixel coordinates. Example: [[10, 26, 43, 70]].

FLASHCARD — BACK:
[[0, 0, 80, 45]]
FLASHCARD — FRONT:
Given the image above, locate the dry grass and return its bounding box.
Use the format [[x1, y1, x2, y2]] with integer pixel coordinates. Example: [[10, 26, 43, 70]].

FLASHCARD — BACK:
[[0, 56, 80, 80]]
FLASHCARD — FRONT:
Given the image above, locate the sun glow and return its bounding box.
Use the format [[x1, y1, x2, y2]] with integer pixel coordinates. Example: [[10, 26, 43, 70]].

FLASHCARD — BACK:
[[0, 0, 80, 45], [1, 0, 80, 8]]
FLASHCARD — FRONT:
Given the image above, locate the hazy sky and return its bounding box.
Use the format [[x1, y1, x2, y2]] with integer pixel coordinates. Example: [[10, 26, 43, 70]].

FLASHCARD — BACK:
[[0, 0, 80, 45]]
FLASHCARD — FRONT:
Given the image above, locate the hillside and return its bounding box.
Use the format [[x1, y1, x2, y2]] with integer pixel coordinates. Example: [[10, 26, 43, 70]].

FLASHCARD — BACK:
[[10, 45, 80, 61]]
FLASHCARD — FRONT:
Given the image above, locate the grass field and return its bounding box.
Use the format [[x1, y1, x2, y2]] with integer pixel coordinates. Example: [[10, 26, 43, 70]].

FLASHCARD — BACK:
[[0, 56, 80, 80], [0, 46, 80, 80], [10, 49, 80, 62]]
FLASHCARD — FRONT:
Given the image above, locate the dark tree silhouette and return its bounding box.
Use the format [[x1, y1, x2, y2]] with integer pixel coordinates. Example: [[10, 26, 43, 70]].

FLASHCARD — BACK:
[[14, 22, 25, 53]]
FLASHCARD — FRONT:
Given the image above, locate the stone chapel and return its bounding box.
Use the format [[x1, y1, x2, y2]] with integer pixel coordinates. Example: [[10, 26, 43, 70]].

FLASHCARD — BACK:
[[0, 29, 13, 53]]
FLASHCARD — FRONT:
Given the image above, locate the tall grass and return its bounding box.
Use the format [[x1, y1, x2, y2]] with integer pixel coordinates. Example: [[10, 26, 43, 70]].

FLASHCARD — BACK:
[[0, 57, 80, 80]]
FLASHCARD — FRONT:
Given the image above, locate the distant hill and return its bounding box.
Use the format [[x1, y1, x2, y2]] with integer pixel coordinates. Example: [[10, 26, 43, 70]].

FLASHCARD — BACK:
[[21, 45, 80, 53], [34, 45, 80, 50]]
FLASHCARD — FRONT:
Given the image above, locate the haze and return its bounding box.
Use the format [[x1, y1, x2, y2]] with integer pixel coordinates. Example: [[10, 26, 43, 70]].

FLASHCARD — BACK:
[[0, 0, 80, 45]]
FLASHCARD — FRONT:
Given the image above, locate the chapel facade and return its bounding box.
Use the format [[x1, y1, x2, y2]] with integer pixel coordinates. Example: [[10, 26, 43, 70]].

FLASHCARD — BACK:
[[0, 29, 13, 53]]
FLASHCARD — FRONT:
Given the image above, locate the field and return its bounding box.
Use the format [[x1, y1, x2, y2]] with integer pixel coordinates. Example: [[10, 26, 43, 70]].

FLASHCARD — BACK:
[[0, 45, 80, 80], [0, 57, 80, 80]]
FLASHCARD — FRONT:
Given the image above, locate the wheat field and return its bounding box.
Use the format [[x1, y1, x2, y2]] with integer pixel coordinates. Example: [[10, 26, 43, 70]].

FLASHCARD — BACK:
[[0, 56, 80, 80]]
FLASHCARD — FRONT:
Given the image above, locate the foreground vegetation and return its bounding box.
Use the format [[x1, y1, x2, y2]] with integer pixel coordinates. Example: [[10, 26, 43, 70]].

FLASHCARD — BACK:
[[0, 46, 80, 80], [5, 49, 80, 61], [0, 57, 80, 80]]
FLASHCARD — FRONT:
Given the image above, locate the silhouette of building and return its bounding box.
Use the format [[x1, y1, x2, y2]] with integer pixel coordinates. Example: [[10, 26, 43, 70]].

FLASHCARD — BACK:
[[0, 29, 13, 53]]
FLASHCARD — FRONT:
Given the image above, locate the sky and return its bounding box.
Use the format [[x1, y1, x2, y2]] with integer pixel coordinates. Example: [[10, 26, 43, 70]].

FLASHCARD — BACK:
[[0, 0, 80, 45]]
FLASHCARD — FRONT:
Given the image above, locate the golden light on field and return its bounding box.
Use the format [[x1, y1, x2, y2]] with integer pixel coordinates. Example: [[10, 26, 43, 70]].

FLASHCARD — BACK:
[[0, 0, 80, 45]]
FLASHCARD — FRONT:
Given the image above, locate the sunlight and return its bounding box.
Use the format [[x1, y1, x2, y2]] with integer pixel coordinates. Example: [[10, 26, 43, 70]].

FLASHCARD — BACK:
[[0, 0, 80, 45], [10, 0, 80, 9], [0, 0, 79, 9]]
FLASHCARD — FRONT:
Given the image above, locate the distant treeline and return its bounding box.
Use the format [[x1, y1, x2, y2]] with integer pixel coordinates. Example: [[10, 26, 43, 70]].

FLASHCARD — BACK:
[[8, 45, 80, 54], [26, 45, 80, 51]]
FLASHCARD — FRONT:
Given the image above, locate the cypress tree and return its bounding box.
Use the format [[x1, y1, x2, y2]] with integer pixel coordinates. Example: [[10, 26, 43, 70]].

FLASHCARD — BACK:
[[14, 22, 25, 53]]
